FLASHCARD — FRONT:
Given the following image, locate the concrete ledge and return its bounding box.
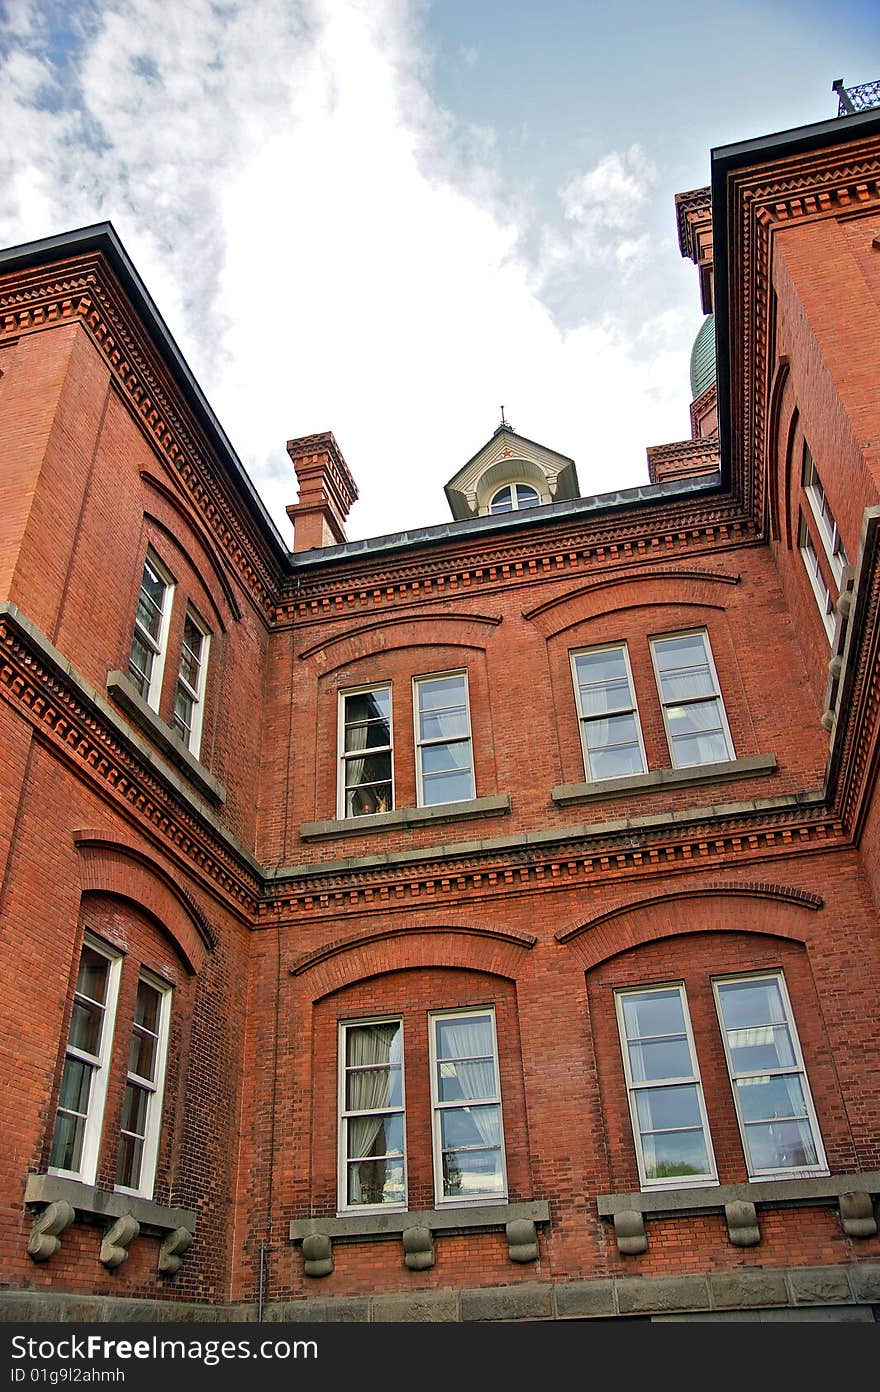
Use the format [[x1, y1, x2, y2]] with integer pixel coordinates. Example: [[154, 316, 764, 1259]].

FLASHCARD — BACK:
[[299, 794, 511, 841], [596, 1171, 880, 1217], [106, 670, 226, 806], [552, 753, 778, 805], [25, 1173, 196, 1235], [289, 1199, 549, 1243]]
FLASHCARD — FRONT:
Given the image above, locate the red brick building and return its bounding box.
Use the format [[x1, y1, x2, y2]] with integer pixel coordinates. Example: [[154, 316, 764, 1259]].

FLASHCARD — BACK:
[[2, 98, 880, 1323]]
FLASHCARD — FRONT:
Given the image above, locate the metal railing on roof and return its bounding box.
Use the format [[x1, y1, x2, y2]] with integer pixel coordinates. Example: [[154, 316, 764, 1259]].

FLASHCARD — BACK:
[[833, 77, 880, 115]]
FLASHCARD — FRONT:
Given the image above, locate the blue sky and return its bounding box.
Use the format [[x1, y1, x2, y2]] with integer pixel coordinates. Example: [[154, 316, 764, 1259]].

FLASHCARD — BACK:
[[2, 0, 879, 542]]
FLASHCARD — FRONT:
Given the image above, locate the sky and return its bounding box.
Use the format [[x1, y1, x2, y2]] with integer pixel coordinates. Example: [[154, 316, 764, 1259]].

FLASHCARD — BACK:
[[1, 0, 879, 545]]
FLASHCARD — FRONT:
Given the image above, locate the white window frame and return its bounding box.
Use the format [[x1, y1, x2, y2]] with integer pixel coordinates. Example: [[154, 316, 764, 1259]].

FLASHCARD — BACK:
[[650, 628, 735, 768], [49, 933, 122, 1186], [337, 1016, 407, 1215], [615, 983, 718, 1192], [570, 642, 648, 782], [429, 1006, 508, 1208], [129, 549, 175, 712], [171, 605, 211, 757], [798, 514, 836, 642], [488, 481, 541, 514], [336, 683, 394, 819], [115, 970, 172, 1200], [413, 669, 476, 808], [712, 970, 828, 1182], [803, 445, 849, 586]]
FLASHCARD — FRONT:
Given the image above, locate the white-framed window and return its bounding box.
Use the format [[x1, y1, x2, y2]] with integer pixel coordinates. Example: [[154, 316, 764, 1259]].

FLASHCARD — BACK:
[[49, 934, 122, 1185], [798, 514, 836, 642], [337, 685, 394, 818], [338, 1018, 406, 1212], [414, 671, 475, 807], [128, 551, 174, 711], [429, 1008, 507, 1206], [615, 984, 717, 1190], [171, 606, 211, 757], [650, 629, 734, 768], [571, 643, 647, 781], [713, 972, 827, 1181], [803, 444, 849, 585], [115, 973, 172, 1199], [489, 482, 541, 514]]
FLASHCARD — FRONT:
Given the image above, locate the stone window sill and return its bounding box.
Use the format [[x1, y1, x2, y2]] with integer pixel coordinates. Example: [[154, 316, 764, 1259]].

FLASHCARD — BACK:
[[597, 1170, 880, 1255], [24, 1173, 197, 1274], [106, 670, 226, 806], [289, 1199, 550, 1276], [300, 793, 511, 841], [552, 753, 777, 806]]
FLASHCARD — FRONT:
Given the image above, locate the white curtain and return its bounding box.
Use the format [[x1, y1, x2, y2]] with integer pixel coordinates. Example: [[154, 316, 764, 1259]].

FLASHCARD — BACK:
[[440, 1019, 497, 1148], [346, 1024, 397, 1202]]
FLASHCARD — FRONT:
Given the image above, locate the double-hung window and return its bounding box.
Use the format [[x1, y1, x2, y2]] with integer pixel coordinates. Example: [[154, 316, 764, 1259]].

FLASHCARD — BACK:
[[50, 936, 122, 1184], [338, 685, 394, 817], [338, 1019, 406, 1211], [714, 972, 827, 1180], [171, 607, 211, 756], [430, 1009, 507, 1205], [571, 644, 646, 781], [414, 672, 475, 806], [803, 445, 849, 585], [615, 985, 717, 1189], [128, 552, 174, 710], [798, 515, 836, 642], [650, 629, 734, 768], [115, 974, 172, 1197]]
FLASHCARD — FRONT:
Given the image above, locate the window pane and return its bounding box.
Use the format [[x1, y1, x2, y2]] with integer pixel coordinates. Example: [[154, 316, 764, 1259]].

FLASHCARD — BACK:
[[641, 1129, 711, 1181], [622, 990, 686, 1041], [588, 743, 645, 780], [346, 1021, 401, 1068], [344, 688, 390, 721], [347, 1114, 405, 1160], [717, 978, 787, 1029], [736, 1074, 808, 1123], [49, 1109, 85, 1173], [665, 700, 723, 735], [442, 1148, 504, 1197], [627, 1036, 692, 1082], [422, 768, 474, 804], [436, 1015, 493, 1060], [437, 1058, 497, 1102], [57, 1055, 92, 1113], [121, 1081, 149, 1138], [578, 678, 632, 716], [726, 1024, 795, 1072], [345, 1065, 403, 1112], [347, 1157, 405, 1206], [129, 1026, 158, 1081], [421, 741, 473, 774], [344, 718, 392, 752], [634, 1084, 703, 1132], [345, 783, 394, 816], [440, 1104, 501, 1149], [575, 648, 629, 686], [116, 1131, 144, 1190], [77, 947, 110, 1003], [419, 708, 469, 741], [670, 731, 731, 767], [743, 1119, 819, 1171], [515, 484, 539, 507], [68, 998, 104, 1056], [653, 633, 709, 672], [583, 712, 639, 751], [490, 487, 512, 513], [135, 589, 162, 643], [418, 675, 467, 709]]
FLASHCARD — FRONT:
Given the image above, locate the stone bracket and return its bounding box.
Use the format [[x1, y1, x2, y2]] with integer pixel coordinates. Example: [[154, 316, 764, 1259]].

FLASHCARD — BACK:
[[725, 1200, 760, 1247], [302, 1233, 333, 1279], [27, 1201, 76, 1263], [100, 1215, 140, 1270], [402, 1226, 435, 1270], [158, 1226, 194, 1276], [505, 1218, 539, 1263], [613, 1210, 647, 1256], [839, 1191, 878, 1239]]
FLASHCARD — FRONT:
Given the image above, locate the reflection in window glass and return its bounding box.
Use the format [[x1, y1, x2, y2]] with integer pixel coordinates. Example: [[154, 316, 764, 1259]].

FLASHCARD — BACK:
[[571, 645, 646, 781], [430, 1010, 506, 1203], [651, 630, 733, 768]]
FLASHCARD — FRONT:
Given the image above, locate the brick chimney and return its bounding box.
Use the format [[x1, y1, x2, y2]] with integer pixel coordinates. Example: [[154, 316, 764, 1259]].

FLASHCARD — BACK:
[[286, 432, 358, 551]]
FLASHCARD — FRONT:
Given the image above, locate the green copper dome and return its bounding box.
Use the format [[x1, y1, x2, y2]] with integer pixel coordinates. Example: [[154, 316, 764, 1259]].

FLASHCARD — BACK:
[[689, 313, 716, 399]]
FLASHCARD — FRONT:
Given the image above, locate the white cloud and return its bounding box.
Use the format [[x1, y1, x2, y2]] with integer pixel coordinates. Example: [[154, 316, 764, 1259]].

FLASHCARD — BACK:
[[0, 1, 696, 546]]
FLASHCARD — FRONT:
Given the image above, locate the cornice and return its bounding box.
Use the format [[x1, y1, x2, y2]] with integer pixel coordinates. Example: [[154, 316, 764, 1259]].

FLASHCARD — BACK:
[[0, 605, 260, 919], [277, 502, 757, 627], [0, 252, 281, 620]]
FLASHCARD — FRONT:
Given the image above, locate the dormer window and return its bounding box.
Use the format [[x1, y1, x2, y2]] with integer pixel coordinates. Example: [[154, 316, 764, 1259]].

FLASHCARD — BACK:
[[489, 483, 541, 515]]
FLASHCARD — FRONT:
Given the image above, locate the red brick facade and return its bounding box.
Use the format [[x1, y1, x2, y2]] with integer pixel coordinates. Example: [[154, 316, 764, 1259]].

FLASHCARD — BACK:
[[2, 107, 880, 1322]]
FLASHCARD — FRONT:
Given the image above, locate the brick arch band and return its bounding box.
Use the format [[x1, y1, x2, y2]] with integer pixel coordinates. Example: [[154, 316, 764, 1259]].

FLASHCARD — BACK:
[[72, 830, 215, 972], [555, 881, 823, 970], [289, 923, 536, 1002]]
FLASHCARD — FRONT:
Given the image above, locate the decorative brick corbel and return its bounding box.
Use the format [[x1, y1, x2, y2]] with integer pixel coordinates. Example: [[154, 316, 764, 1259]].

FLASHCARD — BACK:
[[402, 1225, 435, 1271], [27, 1201, 76, 1262], [301, 1232, 333, 1278], [613, 1209, 647, 1255], [839, 1191, 878, 1238], [158, 1226, 194, 1275], [505, 1218, 539, 1262], [725, 1200, 761, 1247], [99, 1214, 140, 1269]]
